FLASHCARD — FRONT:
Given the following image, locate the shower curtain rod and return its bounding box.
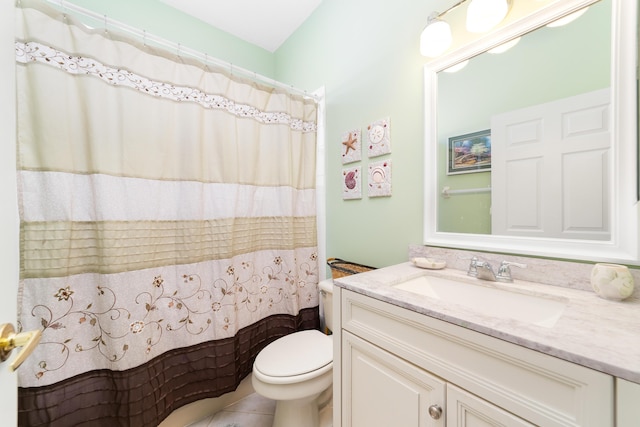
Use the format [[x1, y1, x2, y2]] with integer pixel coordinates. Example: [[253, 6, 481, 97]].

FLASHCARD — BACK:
[[42, 0, 320, 101]]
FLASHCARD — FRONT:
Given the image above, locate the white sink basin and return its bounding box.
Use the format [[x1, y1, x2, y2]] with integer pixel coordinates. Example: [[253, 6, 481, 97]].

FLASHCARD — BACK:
[[393, 275, 566, 328]]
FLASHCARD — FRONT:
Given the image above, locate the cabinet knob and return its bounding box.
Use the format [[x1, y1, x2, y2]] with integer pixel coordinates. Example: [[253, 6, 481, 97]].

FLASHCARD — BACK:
[[428, 404, 443, 420]]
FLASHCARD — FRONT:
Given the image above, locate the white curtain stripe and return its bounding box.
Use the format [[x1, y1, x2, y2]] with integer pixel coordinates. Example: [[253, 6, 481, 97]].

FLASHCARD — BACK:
[[19, 171, 317, 222]]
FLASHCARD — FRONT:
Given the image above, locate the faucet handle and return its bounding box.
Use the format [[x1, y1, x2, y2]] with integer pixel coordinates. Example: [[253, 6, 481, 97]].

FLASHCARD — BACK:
[[496, 261, 527, 282], [500, 261, 527, 269], [467, 256, 479, 277]]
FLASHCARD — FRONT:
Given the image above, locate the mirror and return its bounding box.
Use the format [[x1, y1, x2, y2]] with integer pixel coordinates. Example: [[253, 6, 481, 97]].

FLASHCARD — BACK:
[[437, 2, 611, 238], [424, 0, 639, 264]]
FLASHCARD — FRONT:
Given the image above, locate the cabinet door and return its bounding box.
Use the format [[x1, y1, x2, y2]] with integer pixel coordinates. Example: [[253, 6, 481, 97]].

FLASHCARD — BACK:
[[447, 384, 534, 427], [343, 331, 446, 427]]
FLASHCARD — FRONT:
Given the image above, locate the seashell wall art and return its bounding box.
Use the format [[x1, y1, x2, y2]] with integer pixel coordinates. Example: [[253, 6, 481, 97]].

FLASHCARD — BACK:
[[368, 160, 392, 197], [367, 117, 391, 158], [340, 117, 392, 200], [342, 165, 362, 200]]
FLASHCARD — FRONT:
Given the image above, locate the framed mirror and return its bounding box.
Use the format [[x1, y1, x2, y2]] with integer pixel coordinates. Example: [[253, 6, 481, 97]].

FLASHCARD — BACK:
[[423, 0, 639, 264]]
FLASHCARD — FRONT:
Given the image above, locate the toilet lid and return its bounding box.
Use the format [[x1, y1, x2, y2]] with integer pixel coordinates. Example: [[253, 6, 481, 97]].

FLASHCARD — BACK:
[[254, 329, 333, 377]]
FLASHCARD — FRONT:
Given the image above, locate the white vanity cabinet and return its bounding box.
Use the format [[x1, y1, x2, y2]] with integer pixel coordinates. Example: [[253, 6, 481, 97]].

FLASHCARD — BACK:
[[446, 384, 535, 427], [337, 289, 614, 427], [343, 331, 446, 426], [343, 331, 534, 427]]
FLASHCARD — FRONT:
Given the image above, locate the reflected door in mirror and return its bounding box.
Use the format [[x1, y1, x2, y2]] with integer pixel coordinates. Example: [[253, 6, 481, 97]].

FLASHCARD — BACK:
[[491, 88, 610, 240]]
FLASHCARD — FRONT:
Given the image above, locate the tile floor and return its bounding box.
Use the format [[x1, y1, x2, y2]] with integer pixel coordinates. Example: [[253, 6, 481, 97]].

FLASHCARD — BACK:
[[187, 392, 332, 427]]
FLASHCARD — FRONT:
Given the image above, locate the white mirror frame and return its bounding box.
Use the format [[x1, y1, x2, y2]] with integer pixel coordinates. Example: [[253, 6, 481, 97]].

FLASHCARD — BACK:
[[424, 0, 639, 264]]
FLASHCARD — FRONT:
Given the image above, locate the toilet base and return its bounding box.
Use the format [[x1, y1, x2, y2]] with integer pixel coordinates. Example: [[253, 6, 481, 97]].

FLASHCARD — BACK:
[[273, 392, 321, 427]]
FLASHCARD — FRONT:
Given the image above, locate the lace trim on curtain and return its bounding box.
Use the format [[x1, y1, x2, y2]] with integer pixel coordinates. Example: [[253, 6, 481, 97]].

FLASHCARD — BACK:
[[15, 41, 317, 133]]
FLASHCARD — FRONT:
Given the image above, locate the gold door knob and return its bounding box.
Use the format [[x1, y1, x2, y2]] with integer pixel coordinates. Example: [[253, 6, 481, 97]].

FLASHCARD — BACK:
[[0, 323, 41, 371]]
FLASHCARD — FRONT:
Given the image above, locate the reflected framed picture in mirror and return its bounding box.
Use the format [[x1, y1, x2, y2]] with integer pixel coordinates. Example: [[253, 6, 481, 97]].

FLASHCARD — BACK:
[[447, 129, 491, 175]]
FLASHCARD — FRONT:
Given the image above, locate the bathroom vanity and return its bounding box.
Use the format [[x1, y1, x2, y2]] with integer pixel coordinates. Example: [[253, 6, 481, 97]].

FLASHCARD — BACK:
[[331, 259, 640, 427]]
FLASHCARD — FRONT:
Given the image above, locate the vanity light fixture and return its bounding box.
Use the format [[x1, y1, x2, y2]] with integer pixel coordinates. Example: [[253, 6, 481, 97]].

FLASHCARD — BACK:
[[420, 12, 453, 57], [420, 0, 512, 58], [466, 0, 512, 33]]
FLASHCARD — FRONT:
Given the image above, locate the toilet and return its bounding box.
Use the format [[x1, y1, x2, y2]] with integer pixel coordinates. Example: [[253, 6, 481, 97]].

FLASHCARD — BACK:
[[252, 279, 334, 427]]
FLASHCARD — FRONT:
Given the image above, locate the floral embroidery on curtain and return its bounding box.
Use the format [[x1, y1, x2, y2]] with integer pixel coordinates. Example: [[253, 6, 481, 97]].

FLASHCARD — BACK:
[[15, 1, 319, 425]]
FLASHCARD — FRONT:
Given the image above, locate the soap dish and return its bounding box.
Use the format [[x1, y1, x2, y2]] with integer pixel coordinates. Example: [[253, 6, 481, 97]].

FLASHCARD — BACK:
[[411, 257, 446, 270]]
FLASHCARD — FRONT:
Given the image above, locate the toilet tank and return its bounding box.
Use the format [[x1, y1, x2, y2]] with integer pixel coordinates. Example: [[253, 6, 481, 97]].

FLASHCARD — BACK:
[[318, 279, 334, 332]]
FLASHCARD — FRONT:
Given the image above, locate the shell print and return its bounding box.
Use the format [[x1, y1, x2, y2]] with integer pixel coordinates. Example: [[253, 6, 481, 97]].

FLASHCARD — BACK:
[[345, 171, 357, 189]]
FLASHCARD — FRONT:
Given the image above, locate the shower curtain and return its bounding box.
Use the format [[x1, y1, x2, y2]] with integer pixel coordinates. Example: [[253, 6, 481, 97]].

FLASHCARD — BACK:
[[15, 2, 319, 426]]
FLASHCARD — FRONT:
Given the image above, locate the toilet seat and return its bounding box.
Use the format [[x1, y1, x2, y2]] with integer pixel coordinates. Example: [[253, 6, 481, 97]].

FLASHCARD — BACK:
[[254, 329, 332, 379]]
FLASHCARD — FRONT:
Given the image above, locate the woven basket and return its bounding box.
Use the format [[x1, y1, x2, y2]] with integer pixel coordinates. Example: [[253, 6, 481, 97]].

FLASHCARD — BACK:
[[327, 257, 376, 279]]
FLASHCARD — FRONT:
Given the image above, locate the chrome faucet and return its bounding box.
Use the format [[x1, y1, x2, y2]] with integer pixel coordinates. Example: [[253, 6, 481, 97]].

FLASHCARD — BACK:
[[467, 257, 496, 281], [468, 257, 527, 282], [476, 259, 497, 281]]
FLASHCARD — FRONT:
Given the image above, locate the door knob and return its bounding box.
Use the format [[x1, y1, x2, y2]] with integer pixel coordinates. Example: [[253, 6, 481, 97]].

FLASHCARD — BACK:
[[428, 404, 443, 420], [0, 323, 41, 371]]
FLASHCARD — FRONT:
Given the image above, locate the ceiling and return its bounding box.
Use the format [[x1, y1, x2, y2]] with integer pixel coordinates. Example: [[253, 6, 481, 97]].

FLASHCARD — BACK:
[[160, 0, 323, 53]]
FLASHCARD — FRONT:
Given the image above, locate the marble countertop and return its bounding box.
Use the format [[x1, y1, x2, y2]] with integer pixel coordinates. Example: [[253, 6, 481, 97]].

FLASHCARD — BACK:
[[333, 262, 640, 384]]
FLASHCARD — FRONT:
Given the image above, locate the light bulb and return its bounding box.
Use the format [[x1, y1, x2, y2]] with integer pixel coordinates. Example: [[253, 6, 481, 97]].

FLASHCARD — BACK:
[[466, 0, 510, 33], [420, 17, 452, 57]]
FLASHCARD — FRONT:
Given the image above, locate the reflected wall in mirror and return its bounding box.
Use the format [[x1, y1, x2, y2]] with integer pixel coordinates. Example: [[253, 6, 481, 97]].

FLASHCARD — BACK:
[[437, 0, 611, 238], [424, 0, 639, 264]]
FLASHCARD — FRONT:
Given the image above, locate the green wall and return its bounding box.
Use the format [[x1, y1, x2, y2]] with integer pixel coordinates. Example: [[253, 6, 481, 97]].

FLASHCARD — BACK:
[[276, 0, 438, 269]]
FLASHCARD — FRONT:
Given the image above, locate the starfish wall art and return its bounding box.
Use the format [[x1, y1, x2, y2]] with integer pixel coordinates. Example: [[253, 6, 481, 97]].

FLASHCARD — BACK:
[[341, 129, 361, 164]]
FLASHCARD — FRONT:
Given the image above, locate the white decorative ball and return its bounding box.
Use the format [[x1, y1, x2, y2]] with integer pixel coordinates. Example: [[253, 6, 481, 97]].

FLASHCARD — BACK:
[[590, 263, 635, 301]]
